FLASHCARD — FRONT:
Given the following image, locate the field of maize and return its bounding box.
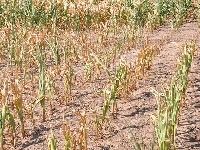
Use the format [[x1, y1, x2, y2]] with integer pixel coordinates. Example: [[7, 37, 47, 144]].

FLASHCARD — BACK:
[[0, 0, 199, 149]]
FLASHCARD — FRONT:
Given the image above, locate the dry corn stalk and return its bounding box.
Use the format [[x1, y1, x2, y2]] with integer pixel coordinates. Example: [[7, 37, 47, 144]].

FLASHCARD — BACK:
[[0, 78, 16, 150], [10, 68, 25, 137]]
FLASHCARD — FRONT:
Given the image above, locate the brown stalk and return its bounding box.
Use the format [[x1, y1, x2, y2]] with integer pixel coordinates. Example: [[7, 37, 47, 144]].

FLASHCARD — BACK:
[[10, 69, 25, 138]]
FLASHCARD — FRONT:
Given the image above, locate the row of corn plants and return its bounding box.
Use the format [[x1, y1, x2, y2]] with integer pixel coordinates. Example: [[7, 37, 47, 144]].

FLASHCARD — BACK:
[[128, 40, 197, 150], [91, 36, 169, 138], [151, 41, 197, 149]]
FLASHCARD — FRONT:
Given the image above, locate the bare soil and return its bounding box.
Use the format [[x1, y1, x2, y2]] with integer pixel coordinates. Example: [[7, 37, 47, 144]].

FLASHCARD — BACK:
[[2, 21, 200, 150]]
